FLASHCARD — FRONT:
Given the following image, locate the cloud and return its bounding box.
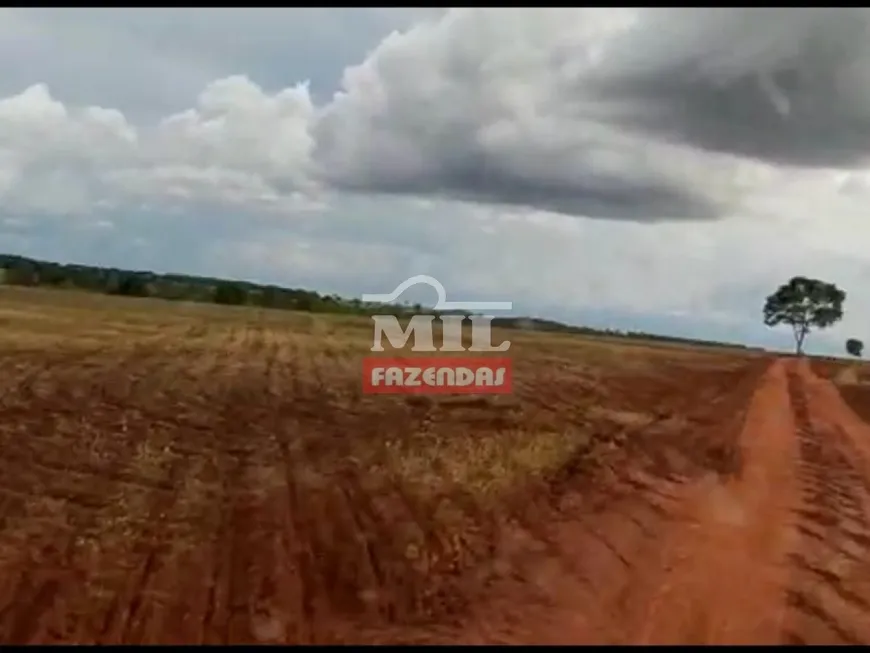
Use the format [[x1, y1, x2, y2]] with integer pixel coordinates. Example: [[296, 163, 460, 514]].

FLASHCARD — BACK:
[[313, 9, 730, 220], [590, 9, 870, 166], [0, 8, 437, 117], [119, 76, 320, 209], [314, 8, 870, 220], [0, 83, 137, 214], [0, 77, 320, 215], [10, 9, 870, 222]]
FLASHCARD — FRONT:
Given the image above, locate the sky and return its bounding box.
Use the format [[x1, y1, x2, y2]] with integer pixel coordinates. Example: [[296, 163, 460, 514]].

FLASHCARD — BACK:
[[3, 8, 870, 356]]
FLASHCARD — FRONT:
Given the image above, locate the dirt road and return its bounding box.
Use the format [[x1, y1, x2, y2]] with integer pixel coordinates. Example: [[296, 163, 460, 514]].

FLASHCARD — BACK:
[[1, 355, 870, 644], [393, 357, 870, 645]]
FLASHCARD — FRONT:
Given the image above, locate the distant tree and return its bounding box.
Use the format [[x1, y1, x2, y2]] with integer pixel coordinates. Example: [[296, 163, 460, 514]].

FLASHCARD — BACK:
[[214, 282, 247, 306], [846, 338, 864, 358], [295, 294, 313, 311], [4, 260, 37, 286], [115, 274, 149, 297], [40, 264, 68, 286], [260, 286, 281, 309], [294, 291, 324, 312], [763, 276, 846, 355]]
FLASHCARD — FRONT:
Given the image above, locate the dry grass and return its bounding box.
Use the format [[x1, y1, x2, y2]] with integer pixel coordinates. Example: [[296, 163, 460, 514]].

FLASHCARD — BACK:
[[0, 286, 773, 640], [0, 286, 768, 500], [813, 357, 870, 424]]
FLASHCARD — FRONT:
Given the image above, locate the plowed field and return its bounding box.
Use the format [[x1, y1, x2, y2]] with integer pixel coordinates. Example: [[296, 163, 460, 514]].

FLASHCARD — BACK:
[[1, 288, 870, 644]]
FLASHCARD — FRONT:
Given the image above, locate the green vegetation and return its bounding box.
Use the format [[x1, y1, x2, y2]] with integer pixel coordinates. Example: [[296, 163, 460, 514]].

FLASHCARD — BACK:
[[846, 338, 864, 358], [0, 252, 755, 352], [213, 282, 248, 306], [763, 276, 846, 355]]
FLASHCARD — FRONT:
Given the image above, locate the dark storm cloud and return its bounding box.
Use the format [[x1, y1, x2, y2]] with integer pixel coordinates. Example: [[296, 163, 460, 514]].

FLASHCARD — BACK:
[[329, 155, 721, 221], [591, 9, 870, 167], [314, 9, 870, 220]]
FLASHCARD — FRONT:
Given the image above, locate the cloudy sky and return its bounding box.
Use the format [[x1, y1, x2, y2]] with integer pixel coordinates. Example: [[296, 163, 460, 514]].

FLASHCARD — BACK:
[[3, 8, 870, 355]]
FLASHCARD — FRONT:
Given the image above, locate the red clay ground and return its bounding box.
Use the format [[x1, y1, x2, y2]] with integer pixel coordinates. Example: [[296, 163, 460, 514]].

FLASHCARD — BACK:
[[354, 357, 870, 644], [0, 299, 869, 643]]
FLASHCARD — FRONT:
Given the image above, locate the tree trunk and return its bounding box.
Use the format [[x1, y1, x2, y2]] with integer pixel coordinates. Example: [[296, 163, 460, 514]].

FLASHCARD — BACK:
[[794, 324, 808, 356]]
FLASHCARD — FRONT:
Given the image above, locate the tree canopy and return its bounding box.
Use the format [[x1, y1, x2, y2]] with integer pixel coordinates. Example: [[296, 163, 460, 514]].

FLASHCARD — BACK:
[[763, 276, 845, 355], [213, 282, 248, 306], [846, 338, 864, 358]]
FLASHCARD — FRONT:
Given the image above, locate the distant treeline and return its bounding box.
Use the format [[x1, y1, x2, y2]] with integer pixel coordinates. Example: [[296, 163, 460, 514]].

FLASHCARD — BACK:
[[488, 316, 758, 351], [0, 253, 754, 352]]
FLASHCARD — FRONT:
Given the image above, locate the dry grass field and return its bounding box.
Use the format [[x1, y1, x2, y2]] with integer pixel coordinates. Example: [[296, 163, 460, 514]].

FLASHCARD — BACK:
[[812, 357, 870, 423], [0, 285, 781, 643], [3, 286, 870, 644]]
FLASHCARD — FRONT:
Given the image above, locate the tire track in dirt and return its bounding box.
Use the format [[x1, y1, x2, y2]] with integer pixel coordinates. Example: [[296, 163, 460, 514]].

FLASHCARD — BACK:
[[0, 336, 217, 644], [783, 361, 870, 644], [0, 324, 329, 644], [0, 345, 173, 643], [353, 358, 790, 644], [598, 358, 870, 645], [606, 358, 798, 645], [472, 356, 870, 646], [96, 440, 190, 645]]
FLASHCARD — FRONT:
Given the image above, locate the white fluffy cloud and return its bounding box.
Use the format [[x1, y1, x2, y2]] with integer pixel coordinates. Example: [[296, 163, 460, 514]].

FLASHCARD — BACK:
[[3, 8, 870, 353], [0, 77, 319, 214]]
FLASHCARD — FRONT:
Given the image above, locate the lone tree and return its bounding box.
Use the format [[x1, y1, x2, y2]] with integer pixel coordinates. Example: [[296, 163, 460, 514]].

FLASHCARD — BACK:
[[763, 276, 845, 355], [846, 338, 864, 358]]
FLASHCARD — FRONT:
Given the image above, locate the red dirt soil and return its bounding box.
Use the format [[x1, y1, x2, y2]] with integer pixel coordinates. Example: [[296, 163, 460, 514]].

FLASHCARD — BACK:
[[2, 354, 870, 644], [355, 357, 870, 645]]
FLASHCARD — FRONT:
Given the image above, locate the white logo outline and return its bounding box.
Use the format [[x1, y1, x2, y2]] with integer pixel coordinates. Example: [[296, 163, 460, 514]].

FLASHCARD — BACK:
[[362, 274, 512, 312]]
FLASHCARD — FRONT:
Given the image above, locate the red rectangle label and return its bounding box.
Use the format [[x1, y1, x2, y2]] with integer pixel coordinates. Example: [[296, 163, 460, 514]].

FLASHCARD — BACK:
[[362, 356, 512, 395]]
